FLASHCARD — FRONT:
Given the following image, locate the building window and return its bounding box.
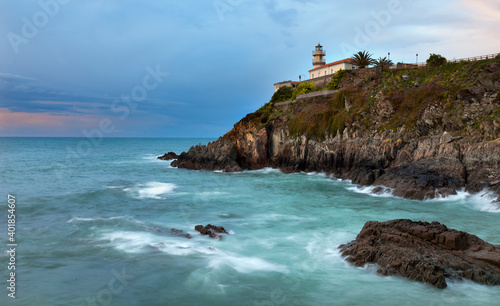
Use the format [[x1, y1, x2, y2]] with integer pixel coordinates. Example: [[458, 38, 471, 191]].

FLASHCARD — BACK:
[[312, 74, 314, 78], [324, 71, 327, 76]]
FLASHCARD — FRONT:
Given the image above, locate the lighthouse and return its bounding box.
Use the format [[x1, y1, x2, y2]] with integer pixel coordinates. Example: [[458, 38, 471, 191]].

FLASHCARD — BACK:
[[312, 43, 326, 68]]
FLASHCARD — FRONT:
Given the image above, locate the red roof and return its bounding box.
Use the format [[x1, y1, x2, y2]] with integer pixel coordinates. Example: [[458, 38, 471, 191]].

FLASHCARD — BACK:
[[309, 58, 354, 72]]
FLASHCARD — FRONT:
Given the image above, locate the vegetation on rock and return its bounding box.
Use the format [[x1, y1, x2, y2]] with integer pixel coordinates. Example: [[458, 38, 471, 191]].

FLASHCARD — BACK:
[[256, 57, 500, 141], [375, 56, 394, 67], [290, 82, 317, 100], [270, 86, 294, 104], [426, 53, 447, 67], [323, 69, 348, 90]]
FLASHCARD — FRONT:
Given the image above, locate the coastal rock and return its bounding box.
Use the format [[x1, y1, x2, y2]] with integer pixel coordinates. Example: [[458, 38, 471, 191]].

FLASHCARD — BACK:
[[172, 113, 268, 172], [338, 219, 500, 289], [195, 224, 229, 239], [158, 152, 179, 160], [168, 62, 500, 201], [172, 138, 241, 172]]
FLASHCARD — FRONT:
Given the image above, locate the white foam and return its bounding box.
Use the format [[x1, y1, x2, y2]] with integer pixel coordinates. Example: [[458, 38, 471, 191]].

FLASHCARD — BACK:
[[142, 154, 160, 161], [424, 189, 470, 202], [425, 189, 500, 213], [465, 191, 500, 213], [305, 171, 328, 177], [105, 185, 125, 189], [68, 217, 94, 223], [124, 182, 177, 200], [100, 230, 208, 255], [345, 185, 394, 198], [101, 231, 155, 253], [67, 216, 129, 223], [250, 167, 281, 174], [208, 253, 289, 274]]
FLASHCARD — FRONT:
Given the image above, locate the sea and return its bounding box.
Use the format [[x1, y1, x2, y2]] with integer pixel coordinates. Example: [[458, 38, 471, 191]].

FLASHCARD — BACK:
[[0, 137, 499, 306]]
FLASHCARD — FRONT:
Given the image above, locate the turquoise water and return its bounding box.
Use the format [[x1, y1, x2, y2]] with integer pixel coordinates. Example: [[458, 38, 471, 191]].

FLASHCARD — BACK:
[[0, 137, 499, 306]]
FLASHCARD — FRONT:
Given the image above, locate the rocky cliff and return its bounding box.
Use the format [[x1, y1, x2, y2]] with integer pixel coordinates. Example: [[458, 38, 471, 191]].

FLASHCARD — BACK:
[[172, 59, 500, 202]]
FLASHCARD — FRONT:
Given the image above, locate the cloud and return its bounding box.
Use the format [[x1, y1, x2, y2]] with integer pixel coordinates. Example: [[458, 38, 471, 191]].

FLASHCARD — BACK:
[[0, 0, 499, 137], [0, 107, 97, 131], [0, 72, 37, 82], [264, 1, 299, 27], [458, 0, 500, 21]]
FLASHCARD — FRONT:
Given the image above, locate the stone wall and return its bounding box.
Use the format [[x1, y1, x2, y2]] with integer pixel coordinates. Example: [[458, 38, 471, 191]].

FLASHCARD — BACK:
[[274, 90, 338, 107], [296, 90, 338, 101], [307, 74, 332, 89]]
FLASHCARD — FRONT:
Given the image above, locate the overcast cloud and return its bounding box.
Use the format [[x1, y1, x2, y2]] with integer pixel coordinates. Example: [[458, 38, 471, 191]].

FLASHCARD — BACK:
[[0, 0, 498, 137]]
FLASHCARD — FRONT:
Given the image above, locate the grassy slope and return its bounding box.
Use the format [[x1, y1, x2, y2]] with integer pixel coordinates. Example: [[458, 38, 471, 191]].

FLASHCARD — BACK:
[[252, 58, 500, 141]]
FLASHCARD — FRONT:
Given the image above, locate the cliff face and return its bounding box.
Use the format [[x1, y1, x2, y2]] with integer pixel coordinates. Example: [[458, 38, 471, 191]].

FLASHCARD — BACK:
[[172, 59, 500, 201]]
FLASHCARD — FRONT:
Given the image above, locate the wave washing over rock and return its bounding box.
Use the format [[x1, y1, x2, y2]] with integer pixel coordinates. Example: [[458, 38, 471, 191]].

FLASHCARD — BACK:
[[170, 60, 500, 202], [338, 219, 500, 289]]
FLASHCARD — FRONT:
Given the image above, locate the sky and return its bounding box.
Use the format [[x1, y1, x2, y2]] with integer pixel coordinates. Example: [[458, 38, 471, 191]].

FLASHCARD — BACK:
[[0, 0, 499, 137]]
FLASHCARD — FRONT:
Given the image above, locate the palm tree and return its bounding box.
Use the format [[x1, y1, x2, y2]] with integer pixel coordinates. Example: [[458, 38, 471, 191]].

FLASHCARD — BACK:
[[375, 57, 394, 67], [351, 51, 376, 68]]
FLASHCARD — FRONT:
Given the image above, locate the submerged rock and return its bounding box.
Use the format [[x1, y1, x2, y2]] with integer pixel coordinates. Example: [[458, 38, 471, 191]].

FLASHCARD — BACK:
[[146, 226, 191, 239], [339, 219, 500, 289], [195, 224, 229, 239], [158, 152, 179, 160]]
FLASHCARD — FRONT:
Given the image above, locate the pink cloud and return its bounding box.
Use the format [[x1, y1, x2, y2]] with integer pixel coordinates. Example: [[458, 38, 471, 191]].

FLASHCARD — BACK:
[[458, 0, 500, 21], [0, 108, 100, 132]]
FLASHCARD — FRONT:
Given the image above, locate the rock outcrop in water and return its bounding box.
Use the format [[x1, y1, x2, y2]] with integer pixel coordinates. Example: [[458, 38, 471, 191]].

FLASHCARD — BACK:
[[170, 60, 500, 201], [195, 224, 229, 239], [338, 219, 500, 289], [158, 152, 179, 161]]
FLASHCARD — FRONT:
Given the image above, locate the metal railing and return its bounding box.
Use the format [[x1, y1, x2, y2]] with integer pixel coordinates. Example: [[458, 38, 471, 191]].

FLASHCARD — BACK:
[[313, 50, 326, 55], [448, 53, 499, 63], [313, 59, 326, 65], [413, 52, 499, 67]]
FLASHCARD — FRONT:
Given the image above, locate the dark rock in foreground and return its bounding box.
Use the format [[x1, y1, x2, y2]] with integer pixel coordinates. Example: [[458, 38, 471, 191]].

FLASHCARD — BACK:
[[339, 219, 500, 289], [158, 152, 179, 160], [195, 224, 229, 239]]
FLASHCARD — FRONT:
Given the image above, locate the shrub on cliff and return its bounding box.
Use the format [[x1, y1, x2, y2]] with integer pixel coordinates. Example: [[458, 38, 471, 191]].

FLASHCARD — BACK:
[[323, 69, 347, 90], [291, 82, 316, 100], [427, 54, 447, 67], [270, 86, 294, 104]]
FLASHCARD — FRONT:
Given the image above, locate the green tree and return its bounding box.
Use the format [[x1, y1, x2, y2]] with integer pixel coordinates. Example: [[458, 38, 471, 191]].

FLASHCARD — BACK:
[[426, 54, 447, 67], [291, 82, 316, 100], [324, 69, 347, 90], [375, 57, 394, 67], [270, 86, 294, 104], [351, 51, 376, 68]]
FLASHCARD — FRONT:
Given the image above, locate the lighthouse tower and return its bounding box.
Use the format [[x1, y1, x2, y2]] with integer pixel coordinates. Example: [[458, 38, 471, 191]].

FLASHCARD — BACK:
[[312, 43, 326, 68]]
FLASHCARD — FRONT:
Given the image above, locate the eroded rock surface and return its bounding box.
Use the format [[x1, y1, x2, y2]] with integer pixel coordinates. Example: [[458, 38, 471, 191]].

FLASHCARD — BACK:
[[167, 62, 500, 201], [195, 224, 229, 239], [158, 152, 179, 160], [338, 219, 500, 289]]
